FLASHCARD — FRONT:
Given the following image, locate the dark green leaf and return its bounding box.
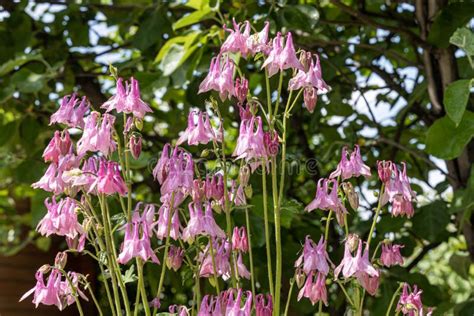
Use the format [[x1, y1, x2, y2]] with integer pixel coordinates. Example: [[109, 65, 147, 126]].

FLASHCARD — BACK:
[[444, 79, 472, 126], [448, 253, 471, 279], [412, 200, 450, 243], [450, 27, 474, 56]]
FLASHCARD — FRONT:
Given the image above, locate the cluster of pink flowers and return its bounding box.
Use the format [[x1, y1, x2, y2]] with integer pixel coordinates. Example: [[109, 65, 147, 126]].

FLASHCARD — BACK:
[[397, 283, 433, 315], [198, 288, 253, 315]]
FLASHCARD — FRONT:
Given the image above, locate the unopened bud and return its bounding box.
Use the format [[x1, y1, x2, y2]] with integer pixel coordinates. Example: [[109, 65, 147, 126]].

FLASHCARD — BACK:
[[39, 264, 52, 274], [54, 252, 68, 269], [166, 245, 184, 271], [235, 77, 249, 104], [239, 165, 251, 187], [346, 234, 360, 252], [303, 87, 317, 113], [295, 269, 306, 288], [377, 160, 392, 183], [342, 182, 359, 211], [299, 51, 313, 72], [129, 134, 142, 159], [244, 185, 253, 199]]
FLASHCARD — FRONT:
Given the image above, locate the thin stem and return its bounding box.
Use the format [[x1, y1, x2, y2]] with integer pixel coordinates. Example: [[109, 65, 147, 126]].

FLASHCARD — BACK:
[[261, 162, 274, 297], [245, 207, 256, 301], [209, 237, 221, 295], [366, 183, 385, 247], [283, 278, 295, 316], [137, 259, 151, 316], [271, 156, 281, 316], [273, 71, 284, 119], [60, 270, 84, 316], [265, 69, 273, 123], [86, 282, 104, 316], [336, 280, 355, 307], [152, 194, 175, 316], [386, 283, 403, 316], [324, 210, 333, 244]]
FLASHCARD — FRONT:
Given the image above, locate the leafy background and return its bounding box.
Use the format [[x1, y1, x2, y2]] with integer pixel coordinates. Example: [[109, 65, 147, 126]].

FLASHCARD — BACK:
[[0, 0, 473, 315]]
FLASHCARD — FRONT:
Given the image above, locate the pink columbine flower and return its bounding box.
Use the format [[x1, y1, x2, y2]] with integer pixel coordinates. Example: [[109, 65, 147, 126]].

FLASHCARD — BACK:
[[37, 197, 82, 238], [169, 305, 190, 316], [50, 94, 89, 128], [329, 145, 371, 180], [297, 271, 327, 306], [264, 130, 279, 157], [235, 77, 249, 104], [117, 210, 159, 265], [166, 245, 185, 271], [182, 202, 226, 242], [62, 156, 99, 192], [221, 19, 251, 57], [89, 159, 127, 196], [262, 32, 303, 77], [255, 294, 273, 316], [232, 227, 249, 253], [43, 130, 72, 164], [294, 236, 331, 275], [381, 162, 416, 218], [334, 238, 379, 279], [33, 153, 82, 194], [153, 144, 194, 197], [199, 239, 231, 280], [380, 243, 404, 267], [377, 160, 392, 183], [397, 283, 433, 316], [305, 178, 347, 226], [303, 87, 318, 113], [155, 203, 181, 240], [289, 54, 329, 93], [102, 77, 152, 119], [129, 134, 142, 159], [77, 112, 117, 156], [226, 289, 252, 316], [233, 116, 268, 166], [177, 110, 219, 146], [150, 297, 161, 309], [230, 180, 247, 206], [198, 56, 236, 101], [20, 268, 87, 310], [235, 252, 251, 280], [246, 21, 270, 55]]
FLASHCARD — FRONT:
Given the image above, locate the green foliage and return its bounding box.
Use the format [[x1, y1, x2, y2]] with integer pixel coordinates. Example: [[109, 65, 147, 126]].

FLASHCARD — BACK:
[[444, 79, 472, 126]]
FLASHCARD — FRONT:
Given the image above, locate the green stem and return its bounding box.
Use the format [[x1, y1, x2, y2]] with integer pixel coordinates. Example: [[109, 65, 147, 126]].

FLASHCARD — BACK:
[[386, 283, 403, 316], [283, 278, 295, 316], [336, 280, 355, 307], [245, 207, 256, 301], [137, 259, 151, 316], [261, 162, 274, 297], [61, 270, 84, 316], [86, 282, 104, 316], [265, 69, 273, 123], [273, 71, 284, 119], [324, 210, 333, 244], [152, 194, 175, 316], [271, 156, 281, 316], [209, 237, 221, 294]]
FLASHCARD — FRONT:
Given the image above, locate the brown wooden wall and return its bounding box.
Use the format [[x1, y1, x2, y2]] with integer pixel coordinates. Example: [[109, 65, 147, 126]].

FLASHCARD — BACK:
[[0, 243, 95, 316]]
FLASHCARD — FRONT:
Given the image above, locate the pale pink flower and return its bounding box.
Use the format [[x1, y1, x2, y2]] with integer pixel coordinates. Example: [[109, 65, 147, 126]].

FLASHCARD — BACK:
[[169, 305, 190, 316], [77, 112, 116, 156], [397, 283, 433, 316], [289, 54, 329, 93], [233, 116, 268, 165], [305, 178, 347, 225], [221, 19, 251, 57], [329, 145, 371, 180], [381, 162, 416, 218], [89, 159, 127, 196], [166, 245, 184, 271], [303, 87, 317, 113], [255, 294, 273, 316], [37, 197, 82, 238], [334, 239, 379, 280], [155, 203, 181, 240], [129, 134, 142, 159], [50, 94, 89, 128], [198, 56, 235, 101], [199, 239, 231, 280], [42, 130, 72, 164], [294, 236, 331, 275], [182, 202, 226, 242], [297, 271, 327, 306], [262, 32, 303, 77], [246, 21, 270, 55], [380, 243, 404, 267], [177, 110, 218, 146], [235, 77, 249, 104], [235, 252, 251, 280], [232, 227, 249, 253]]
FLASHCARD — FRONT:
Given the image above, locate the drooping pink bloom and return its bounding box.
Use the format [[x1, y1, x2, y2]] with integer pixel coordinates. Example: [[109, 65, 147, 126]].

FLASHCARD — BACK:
[[198, 56, 235, 101], [235, 252, 251, 280], [37, 197, 82, 238], [182, 202, 226, 242], [233, 116, 268, 165], [226, 289, 252, 316], [329, 145, 371, 180], [238, 102, 255, 120], [198, 289, 242, 316], [397, 283, 433, 316], [62, 156, 99, 192], [169, 305, 190, 316], [357, 273, 380, 296], [102, 77, 152, 119], [334, 239, 379, 280], [297, 271, 327, 306], [155, 203, 181, 240], [232, 227, 249, 253], [166, 245, 184, 271], [50, 94, 89, 128], [235, 77, 249, 104], [262, 32, 303, 77], [117, 210, 159, 264], [255, 294, 273, 316], [42, 130, 72, 164], [230, 180, 247, 206], [380, 243, 404, 267], [66, 231, 87, 252], [305, 178, 347, 225], [77, 112, 117, 156], [32, 163, 66, 194], [89, 159, 127, 196], [221, 19, 251, 57], [198, 239, 231, 280], [20, 268, 87, 310], [303, 87, 318, 113], [246, 21, 270, 55], [129, 134, 142, 159], [177, 110, 219, 146], [264, 130, 279, 157], [288, 54, 329, 93], [150, 297, 161, 309], [381, 162, 416, 218], [377, 160, 392, 183], [294, 236, 331, 275]]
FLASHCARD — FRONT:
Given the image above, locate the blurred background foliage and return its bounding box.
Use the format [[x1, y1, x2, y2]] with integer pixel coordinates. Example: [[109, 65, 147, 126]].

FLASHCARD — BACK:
[[0, 0, 473, 315]]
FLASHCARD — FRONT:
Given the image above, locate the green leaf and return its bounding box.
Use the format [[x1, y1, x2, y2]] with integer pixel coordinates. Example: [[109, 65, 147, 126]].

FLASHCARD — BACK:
[[427, 2, 474, 48], [132, 8, 168, 51], [444, 79, 472, 126], [123, 265, 138, 284], [155, 32, 200, 63], [159, 44, 186, 76], [450, 27, 474, 56], [0, 120, 18, 146], [425, 111, 474, 159], [412, 200, 450, 243], [11, 68, 46, 93], [156, 32, 201, 76], [0, 54, 43, 76], [448, 253, 471, 280], [172, 7, 213, 30]]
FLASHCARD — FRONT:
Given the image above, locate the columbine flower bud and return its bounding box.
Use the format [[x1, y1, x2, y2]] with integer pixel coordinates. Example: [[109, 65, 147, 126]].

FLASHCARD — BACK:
[[295, 268, 306, 288], [54, 252, 68, 269], [129, 134, 142, 159], [303, 87, 317, 113], [377, 160, 392, 183], [342, 182, 359, 211], [235, 77, 249, 104], [239, 165, 251, 187], [299, 50, 313, 72], [264, 131, 279, 157], [346, 233, 360, 252], [39, 264, 51, 274], [166, 245, 184, 271]]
